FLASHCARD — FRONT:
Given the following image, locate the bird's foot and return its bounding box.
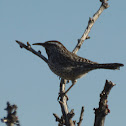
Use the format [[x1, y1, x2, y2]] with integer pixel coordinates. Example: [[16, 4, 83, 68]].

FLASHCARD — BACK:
[[57, 92, 69, 101]]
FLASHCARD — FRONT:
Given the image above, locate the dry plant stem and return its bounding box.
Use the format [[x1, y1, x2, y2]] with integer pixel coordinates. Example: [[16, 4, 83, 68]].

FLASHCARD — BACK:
[[77, 106, 84, 126], [72, 0, 109, 54], [59, 1, 109, 126], [53, 113, 65, 125], [53, 114, 61, 122], [15, 40, 48, 63], [59, 79, 75, 126], [94, 80, 115, 126]]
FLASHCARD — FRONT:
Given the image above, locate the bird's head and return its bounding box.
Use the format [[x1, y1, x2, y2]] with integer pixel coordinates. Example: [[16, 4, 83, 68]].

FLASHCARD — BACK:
[[33, 40, 67, 57]]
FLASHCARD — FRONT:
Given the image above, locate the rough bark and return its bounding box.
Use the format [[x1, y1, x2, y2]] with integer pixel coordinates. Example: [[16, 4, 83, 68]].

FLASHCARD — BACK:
[[94, 80, 115, 126]]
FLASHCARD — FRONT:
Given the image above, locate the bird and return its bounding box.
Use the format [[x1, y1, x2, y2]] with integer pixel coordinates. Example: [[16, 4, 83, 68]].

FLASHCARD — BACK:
[[33, 40, 124, 94]]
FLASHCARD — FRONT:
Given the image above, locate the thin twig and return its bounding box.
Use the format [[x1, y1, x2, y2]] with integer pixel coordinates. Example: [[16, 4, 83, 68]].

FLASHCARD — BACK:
[[15, 40, 48, 63], [53, 113, 65, 125], [94, 80, 115, 126], [72, 0, 109, 54], [77, 106, 84, 126], [53, 113, 61, 122]]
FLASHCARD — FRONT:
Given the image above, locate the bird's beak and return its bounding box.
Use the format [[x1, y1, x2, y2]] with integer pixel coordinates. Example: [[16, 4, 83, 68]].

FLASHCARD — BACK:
[[32, 43, 45, 47]]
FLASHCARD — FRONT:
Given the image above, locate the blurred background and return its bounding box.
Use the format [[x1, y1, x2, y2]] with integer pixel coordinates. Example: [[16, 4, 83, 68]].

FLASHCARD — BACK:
[[0, 0, 125, 126]]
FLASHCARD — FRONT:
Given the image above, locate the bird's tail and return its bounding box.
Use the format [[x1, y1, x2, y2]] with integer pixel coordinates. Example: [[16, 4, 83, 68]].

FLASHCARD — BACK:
[[94, 63, 124, 70]]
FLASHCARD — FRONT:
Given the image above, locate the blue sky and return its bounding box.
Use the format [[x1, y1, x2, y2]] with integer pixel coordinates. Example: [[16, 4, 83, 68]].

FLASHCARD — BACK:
[[0, 0, 125, 126]]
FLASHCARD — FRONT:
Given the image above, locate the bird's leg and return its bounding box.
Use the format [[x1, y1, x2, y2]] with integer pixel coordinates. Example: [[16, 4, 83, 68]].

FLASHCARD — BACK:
[[57, 92, 69, 101], [58, 80, 77, 101], [64, 80, 77, 95]]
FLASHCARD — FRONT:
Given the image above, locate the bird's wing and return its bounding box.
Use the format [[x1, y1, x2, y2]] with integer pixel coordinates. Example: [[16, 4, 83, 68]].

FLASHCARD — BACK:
[[58, 51, 98, 67]]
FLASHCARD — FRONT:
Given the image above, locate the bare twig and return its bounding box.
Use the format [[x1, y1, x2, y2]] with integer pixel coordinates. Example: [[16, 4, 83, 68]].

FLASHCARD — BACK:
[[53, 113, 61, 122], [77, 106, 84, 126], [72, 0, 109, 54], [1, 102, 20, 126], [53, 113, 65, 125], [94, 80, 115, 126], [15, 40, 48, 63]]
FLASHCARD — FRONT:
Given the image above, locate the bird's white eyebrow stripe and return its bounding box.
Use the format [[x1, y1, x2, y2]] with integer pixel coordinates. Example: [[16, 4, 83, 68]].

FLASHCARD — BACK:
[[47, 42, 61, 46], [48, 42, 57, 44], [48, 42, 58, 44]]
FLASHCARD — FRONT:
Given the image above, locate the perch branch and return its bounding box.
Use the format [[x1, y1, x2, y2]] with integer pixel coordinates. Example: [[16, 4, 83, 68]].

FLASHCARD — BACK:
[[59, 0, 109, 126], [77, 106, 84, 126], [94, 80, 115, 126], [58, 79, 75, 126], [15, 40, 48, 63]]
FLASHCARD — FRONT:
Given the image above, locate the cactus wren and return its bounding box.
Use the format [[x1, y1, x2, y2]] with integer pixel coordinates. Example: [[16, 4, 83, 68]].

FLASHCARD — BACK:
[[33, 41, 124, 94]]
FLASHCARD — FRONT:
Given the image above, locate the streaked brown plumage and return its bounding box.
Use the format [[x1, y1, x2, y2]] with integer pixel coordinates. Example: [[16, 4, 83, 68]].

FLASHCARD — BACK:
[[33, 41, 124, 94]]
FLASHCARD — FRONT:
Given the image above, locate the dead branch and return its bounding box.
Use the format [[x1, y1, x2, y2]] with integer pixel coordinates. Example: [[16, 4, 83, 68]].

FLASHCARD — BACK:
[[77, 106, 84, 126], [94, 80, 115, 126], [15, 40, 48, 63], [53, 113, 65, 125], [72, 0, 109, 54], [1, 102, 20, 126]]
